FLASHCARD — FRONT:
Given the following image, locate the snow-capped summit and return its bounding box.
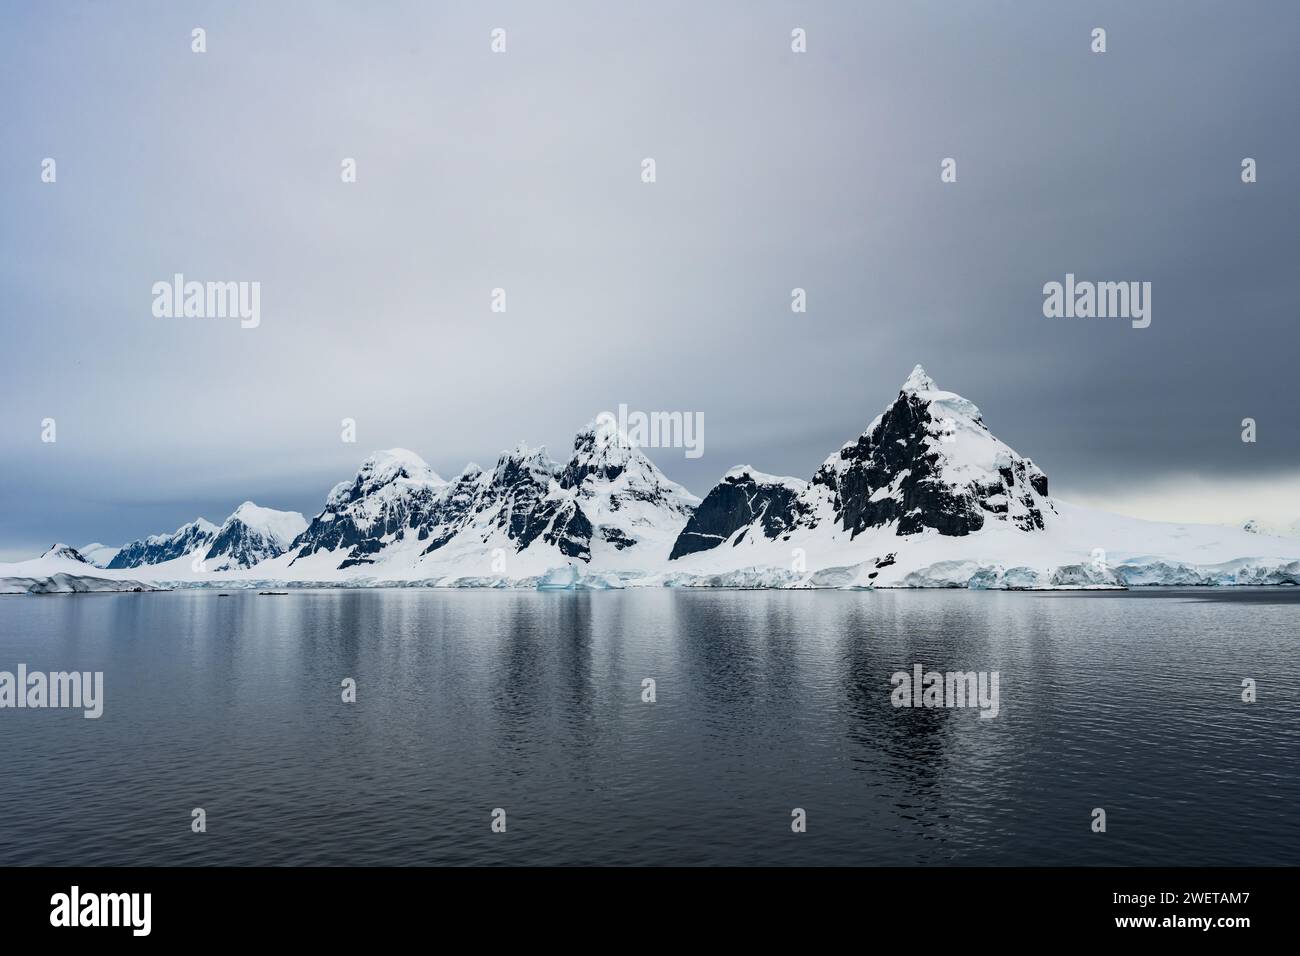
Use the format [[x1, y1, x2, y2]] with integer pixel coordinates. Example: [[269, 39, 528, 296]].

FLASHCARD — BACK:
[[562, 420, 699, 509], [293, 450, 449, 569], [282, 424, 701, 575], [203, 502, 307, 569], [43, 543, 89, 563], [423, 425, 698, 566], [672, 365, 1054, 563], [807, 365, 1052, 538], [364, 447, 441, 483], [548, 422, 699, 560], [326, 448, 443, 509], [901, 363, 937, 394], [100, 501, 305, 573], [561, 419, 637, 486], [492, 442, 558, 488], [107, 517, 218, 569]]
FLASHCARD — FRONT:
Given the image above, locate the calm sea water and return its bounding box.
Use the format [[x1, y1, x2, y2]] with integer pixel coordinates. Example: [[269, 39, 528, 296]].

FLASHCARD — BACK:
[[0, 588, 1296, 866]]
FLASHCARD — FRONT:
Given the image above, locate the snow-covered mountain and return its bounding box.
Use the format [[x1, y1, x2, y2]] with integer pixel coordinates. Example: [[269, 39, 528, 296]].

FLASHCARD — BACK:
[[289, 447, 451, 570], [107, 518, 218, 569], [104, 502, 305, 573], [204, 502, 307, 570], [671, 365, 1054, 567], [6, 366, 1300, 592], [281, 423, 699, 580], [663, 366, 1300, 588], [43, 543, 90, 563], [544, 418, 699, 561], [809, 365, 1052, 537]]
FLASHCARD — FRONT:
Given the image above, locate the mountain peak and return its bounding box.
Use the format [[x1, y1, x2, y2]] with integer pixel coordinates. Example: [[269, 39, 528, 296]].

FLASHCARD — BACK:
[[43, 543, 88, 563], [501, 441, 550, 462], [221, 502, 307, 542], [107, 519, 217, 569], [722, 465, 807, 491], [563, 419, 643, 486], [358, 448, 441, 485], [806, 366, 1050, 538], [901, 364, 936, 394], [326, 449, 444, 509], [491, 443, 557, 485]]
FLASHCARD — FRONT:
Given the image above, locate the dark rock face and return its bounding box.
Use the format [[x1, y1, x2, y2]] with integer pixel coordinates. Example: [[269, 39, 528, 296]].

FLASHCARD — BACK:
[[599, 526, 636, 550], [669, 370, 1053, 561], [669, 470, 805, 559], [204, 520, 289, 568], [44, 544, 89, 563], [290, 442, 598, 569], [815, 389, 1048, 537], [108, 521, 215, 569], [290, 452, 454, 569], [284, 424, 697, 572], [293, 483, 443, 568], [815, 393, 973, 537], [480, 452, 559, 550], [204, 521, 260, 567], [559, 428, 623, 489], [421, 467, 486, 554], [543, 501, 594, 560]]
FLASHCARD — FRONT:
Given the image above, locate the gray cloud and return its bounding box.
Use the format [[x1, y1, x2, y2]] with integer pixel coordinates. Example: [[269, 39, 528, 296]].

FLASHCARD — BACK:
[[2, 1, 1298, 558]]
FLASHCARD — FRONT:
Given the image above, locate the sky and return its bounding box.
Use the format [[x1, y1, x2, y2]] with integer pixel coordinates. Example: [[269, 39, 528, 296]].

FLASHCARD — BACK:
[[2, 1, 1299, 560]]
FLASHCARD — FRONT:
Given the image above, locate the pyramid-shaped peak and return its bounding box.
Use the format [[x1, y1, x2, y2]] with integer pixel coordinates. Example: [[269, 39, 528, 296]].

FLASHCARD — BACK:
[[901, 364, 937, 394], [43, 543, 88, 563], [561, 418, 692, 499]]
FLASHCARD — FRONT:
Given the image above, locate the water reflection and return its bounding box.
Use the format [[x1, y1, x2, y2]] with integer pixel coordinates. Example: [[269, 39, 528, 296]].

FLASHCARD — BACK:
[[0, 588, 1296, 864]]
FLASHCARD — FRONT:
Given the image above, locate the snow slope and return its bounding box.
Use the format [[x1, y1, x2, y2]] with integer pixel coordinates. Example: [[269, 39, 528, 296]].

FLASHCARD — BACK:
[[203, 502, 307, 570], [78, 543, 120, 568], [0, 545, 162, 594]]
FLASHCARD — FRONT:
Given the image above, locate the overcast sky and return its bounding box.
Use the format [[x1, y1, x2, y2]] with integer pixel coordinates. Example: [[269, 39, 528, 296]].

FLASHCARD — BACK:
[[2, 1, 1298, 560]]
